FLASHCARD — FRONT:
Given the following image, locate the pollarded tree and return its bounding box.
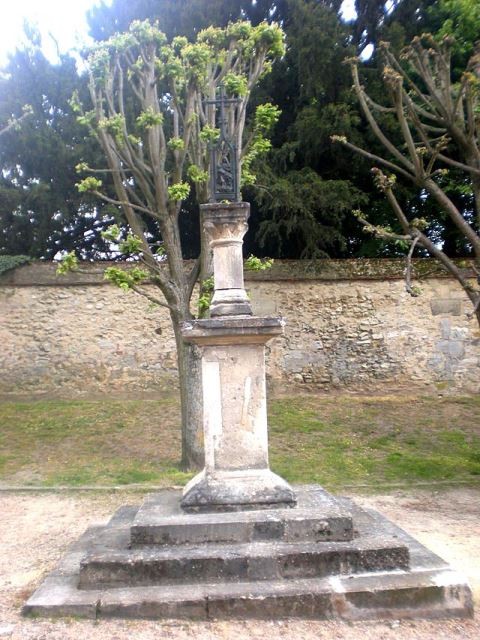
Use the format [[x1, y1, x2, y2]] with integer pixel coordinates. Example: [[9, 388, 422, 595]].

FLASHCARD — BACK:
[[68, 19, 284, 467], [333, 34, 480, 325]]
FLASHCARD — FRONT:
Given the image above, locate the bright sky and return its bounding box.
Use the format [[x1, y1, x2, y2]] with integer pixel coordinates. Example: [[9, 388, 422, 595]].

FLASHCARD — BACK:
[[0, 0, 111, 67]]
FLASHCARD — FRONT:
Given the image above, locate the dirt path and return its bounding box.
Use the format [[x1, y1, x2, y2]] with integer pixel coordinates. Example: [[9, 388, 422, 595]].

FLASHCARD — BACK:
[[0, 487, 479, 639]]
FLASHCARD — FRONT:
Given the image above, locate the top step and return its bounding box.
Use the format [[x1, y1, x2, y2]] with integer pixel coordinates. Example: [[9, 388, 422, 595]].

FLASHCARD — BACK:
[[131, 486, 354, 546]]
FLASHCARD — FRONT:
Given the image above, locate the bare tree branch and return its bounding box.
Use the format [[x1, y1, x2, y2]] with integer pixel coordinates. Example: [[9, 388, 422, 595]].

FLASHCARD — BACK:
[[405, 235, 420, 296], [130, 284, 174, 310], [91, 190, 159, 219], [343, 36, 480, 323], [332, 138, 415, 182]]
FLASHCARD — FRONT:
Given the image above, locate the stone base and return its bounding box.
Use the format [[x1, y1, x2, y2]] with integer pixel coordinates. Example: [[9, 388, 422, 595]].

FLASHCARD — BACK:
[[181, 469, 297, 512], [209, 289, 253, 317], [23, 486, 473, 621]]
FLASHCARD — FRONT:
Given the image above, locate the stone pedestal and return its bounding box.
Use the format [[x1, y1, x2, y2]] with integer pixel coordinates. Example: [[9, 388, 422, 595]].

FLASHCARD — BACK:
[[23, 486, 473, 621], [180, 317, 295, 511]]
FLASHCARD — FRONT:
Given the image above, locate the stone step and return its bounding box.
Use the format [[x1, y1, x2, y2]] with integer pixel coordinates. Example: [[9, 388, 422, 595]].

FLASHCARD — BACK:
[[131, 486, 354, 546], [78, 537, 409, 589], [24, 568, 473, 621]]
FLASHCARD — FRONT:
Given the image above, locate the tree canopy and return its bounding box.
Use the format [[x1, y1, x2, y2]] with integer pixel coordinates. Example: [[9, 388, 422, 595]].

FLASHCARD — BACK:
[[0, 0, 478, 263], [0, 28, 118, 259]]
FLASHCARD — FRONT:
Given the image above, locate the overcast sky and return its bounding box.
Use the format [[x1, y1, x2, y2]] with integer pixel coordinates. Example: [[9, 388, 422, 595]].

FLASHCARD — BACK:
[[0, 0, 357, 68], [0, 0, 112, 67]]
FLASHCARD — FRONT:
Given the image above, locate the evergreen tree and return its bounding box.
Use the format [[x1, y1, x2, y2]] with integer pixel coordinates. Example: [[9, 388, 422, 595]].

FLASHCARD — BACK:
[[0, 29, 114, 259]]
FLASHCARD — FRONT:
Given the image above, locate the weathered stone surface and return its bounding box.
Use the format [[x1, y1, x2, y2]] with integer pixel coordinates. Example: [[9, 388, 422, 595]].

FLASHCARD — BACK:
[[22, 574, 99, 619], [3, 258, 474, 287], [131, 486, 354, 545], [181, 316, 284, 346], [181, 469, 296, 512], [201, 202, 253, 317], [78, 537, 409, 589], [24, 570, 473, 621], [23, 488, 473, 621], [181, 314, 295, 511], [430, 298, 463, 316]]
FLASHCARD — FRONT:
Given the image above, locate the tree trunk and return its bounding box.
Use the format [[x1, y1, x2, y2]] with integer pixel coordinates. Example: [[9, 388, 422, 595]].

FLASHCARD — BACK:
[[475, 305, 480, 329], [199, 206, 214, 283], [173, 319, 205, 470]]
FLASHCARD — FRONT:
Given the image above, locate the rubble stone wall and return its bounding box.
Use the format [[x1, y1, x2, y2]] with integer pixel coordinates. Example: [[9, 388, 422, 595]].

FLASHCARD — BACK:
[[1, 260, 478, 397]]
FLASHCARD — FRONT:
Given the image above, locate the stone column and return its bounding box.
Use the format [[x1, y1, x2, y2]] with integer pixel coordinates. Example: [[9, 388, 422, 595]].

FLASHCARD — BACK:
[[181, 202, 296, 512], [202, 202, 252, 317]]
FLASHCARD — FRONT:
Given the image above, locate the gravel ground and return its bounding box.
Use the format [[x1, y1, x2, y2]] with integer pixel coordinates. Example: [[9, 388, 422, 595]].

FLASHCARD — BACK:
[[0, 487, 479, 640]]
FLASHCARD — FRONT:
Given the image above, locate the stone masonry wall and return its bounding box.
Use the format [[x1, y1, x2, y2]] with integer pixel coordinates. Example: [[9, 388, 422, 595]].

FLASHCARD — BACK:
[[0, 260, 479, 397]]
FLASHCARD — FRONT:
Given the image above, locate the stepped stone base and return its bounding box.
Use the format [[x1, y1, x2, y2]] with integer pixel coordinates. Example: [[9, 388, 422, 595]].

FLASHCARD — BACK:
[[23, 486, 473, 621]]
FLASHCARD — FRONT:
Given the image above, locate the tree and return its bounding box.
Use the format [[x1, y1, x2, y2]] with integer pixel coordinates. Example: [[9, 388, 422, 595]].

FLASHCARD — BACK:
[[87, 0, 449, 260], [245, 0, 369, 258], [88, 0, 397, 260], [87, 0, 286, 42], [351, 0, 437, 53], [0, 104, 32, 138], [333, 34, 480, 324], [0, 29, 115, 259], [0, 1, 450, 263], [424, 0, 480, 63], [68, 19, 284, 467]]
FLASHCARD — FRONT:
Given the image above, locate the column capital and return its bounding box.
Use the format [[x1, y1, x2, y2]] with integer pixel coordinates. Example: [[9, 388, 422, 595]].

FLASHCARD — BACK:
[[201, 202, 250, 244]]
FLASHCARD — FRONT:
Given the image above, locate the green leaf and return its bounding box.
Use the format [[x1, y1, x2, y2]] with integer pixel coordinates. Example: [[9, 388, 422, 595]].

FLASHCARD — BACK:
[[75, 162, 89, 174], [119, 234, 143, 255], [167, 137, 185, 151], [104, 266, 149, 290], [224, 72, 248, 97], [99, 114, 125, 138], [76, 177, 102, 193], [101, 224, 121, 243], [167, 182, 190, 201], [187, 165, 208, 183], [56, 251, 78, 275], [136, 108, 164, 129], [245, 255, 274, 271], [199, 125, 220, 143], [254, 103, 281, 132]]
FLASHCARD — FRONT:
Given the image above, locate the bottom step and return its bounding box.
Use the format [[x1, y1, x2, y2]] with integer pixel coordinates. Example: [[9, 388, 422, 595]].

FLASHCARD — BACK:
[[23, 568, 472, 621]]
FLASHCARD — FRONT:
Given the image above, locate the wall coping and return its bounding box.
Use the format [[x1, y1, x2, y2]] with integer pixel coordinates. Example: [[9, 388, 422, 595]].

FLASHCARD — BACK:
[[0, 258, 475, 287]]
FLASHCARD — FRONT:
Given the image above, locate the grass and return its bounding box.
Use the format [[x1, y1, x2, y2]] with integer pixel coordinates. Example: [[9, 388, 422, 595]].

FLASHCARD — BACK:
[[0, 397, 191, 487], [269, 395, 480, 488], [0, 394, 479, 489]]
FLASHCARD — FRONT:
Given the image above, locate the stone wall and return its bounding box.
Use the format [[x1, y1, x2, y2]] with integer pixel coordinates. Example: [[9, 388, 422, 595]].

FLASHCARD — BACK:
[[0, 260, 479, 397]]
